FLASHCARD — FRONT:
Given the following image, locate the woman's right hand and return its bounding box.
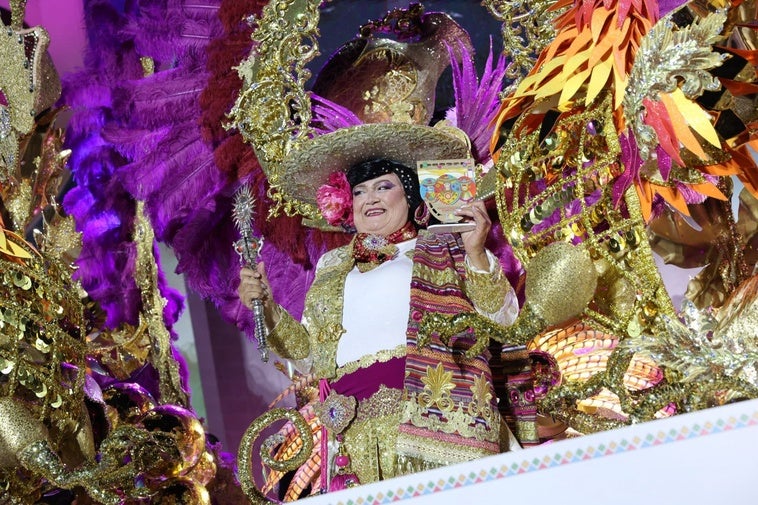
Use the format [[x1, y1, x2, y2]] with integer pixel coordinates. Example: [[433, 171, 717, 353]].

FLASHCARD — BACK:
[[238, 263, 281, 327]]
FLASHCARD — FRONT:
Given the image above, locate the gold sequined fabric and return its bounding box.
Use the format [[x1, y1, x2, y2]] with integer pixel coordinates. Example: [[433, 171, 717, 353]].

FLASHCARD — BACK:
[[342, 403, 401, 483], [266, 308, 311, 361], [325, 384, 405, 484], [0, 230, 87, 498]]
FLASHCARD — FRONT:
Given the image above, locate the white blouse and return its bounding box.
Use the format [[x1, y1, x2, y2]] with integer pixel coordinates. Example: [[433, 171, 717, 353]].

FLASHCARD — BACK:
[[334, 238, 519, 366], [336, 239, 416, 366]]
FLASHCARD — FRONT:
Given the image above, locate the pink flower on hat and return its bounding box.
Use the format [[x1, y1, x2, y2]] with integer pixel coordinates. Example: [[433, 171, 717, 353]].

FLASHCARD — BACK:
[[317, 171, 354, 228]]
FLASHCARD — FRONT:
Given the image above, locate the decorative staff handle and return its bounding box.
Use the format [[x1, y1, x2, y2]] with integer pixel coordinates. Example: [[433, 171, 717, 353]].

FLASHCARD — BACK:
[[233, 185, 269, 362]]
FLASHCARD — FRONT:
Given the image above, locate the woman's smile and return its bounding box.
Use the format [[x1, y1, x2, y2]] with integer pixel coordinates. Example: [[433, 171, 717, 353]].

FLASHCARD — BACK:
[[352, 173, 410, 235]]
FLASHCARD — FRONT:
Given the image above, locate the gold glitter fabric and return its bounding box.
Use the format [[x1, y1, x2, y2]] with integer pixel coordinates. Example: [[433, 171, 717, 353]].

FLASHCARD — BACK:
[[266, 308, 311, 362], [464, 250, 514, 315], [0, 397, 48, 467], [0, 3, 61, 188], [524, 242, 598, 326], [342, 388, 403, 483]]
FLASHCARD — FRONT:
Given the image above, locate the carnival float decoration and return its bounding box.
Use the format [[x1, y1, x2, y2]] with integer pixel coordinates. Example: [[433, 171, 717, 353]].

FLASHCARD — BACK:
[[486, 0, 758, 431], [0, 1, 244, 502], [226, 0, 758, 501], [1, 0, 757, 503]]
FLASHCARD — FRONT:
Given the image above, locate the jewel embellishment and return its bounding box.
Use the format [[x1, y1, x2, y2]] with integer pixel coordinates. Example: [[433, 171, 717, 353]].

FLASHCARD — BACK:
[[362, 234, 389, 251], [315, 392, 357, 434]]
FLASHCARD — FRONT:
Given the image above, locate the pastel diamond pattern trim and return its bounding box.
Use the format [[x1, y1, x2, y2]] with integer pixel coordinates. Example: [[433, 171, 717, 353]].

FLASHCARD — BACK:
[[333, 409, 758, 505]]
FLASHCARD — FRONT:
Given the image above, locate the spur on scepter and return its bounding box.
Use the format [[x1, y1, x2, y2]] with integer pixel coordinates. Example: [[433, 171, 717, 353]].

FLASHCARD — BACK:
[[233, 185, 269, 362]]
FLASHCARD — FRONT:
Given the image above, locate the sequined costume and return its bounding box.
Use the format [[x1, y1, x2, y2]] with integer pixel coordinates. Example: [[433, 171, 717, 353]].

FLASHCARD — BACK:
[[267, 230, 519, 485]]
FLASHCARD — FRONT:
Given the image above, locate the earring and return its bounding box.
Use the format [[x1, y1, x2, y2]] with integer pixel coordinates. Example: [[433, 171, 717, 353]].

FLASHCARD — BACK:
[[413, 202, 430, 227]]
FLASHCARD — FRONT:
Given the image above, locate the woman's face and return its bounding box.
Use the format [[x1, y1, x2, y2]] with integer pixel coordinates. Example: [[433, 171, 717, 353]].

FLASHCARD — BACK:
[[352, 172, 410, 235]]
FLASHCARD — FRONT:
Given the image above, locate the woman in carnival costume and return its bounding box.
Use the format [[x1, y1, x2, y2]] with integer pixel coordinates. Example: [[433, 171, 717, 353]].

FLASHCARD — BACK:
[[235, 4, 523, 493], [238, 136, 521, 489]]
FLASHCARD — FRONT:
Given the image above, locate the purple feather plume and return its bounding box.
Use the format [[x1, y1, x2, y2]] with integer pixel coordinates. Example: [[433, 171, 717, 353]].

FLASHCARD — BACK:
[[445, 39, 507, 164], [310, 93, 363, 134], [62, 0, 146, 328]]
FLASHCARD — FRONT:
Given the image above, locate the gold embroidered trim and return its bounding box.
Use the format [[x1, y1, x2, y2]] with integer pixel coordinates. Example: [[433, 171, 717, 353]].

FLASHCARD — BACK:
[[413, 262, 465, 288], [315, 322, 345, 344], [513, 419, 538, 444], [395, 453, 444, 477], [267, 307, 310, 360], [301, 246, 353, 377], [465, 256, 510, 314], [418, 363, 455, 413], [355, 385, 403, 422], [333, 345, 406, 381], [396, 424, 498, 466], [403, 391, 501, 444], [467, 373, 495, 423]]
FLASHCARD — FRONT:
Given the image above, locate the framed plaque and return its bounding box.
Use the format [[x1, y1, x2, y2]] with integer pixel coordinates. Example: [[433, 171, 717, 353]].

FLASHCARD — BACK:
[[417, 158, 477, 233]]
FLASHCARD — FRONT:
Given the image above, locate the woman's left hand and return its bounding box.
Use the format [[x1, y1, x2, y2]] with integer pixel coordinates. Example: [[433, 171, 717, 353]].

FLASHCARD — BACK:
[[455, 200, 491, 270]]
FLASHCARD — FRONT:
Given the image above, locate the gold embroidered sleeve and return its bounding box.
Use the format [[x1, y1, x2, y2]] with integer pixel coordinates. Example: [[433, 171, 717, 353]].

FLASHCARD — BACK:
[[464, 250, 518, 325], [266, 306, 311, 360]]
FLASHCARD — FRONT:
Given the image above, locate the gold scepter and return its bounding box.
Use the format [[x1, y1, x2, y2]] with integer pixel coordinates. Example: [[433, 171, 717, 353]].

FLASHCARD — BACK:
[[233, 185, 269, 362]]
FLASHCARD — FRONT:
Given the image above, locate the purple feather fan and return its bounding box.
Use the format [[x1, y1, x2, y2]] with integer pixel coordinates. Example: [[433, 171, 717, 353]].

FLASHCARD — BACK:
[[63, 0, 224, 331]]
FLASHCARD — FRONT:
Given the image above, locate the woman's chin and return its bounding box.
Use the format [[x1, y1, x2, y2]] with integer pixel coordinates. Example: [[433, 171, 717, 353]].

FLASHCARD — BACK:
[[356, 218, 410, 236], [356, 220, 386, 235]]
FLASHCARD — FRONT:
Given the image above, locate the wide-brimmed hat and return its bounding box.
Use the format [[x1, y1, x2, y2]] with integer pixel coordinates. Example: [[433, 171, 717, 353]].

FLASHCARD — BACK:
[[230, 4, 491, 225], [279, 122, 471, 208]]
